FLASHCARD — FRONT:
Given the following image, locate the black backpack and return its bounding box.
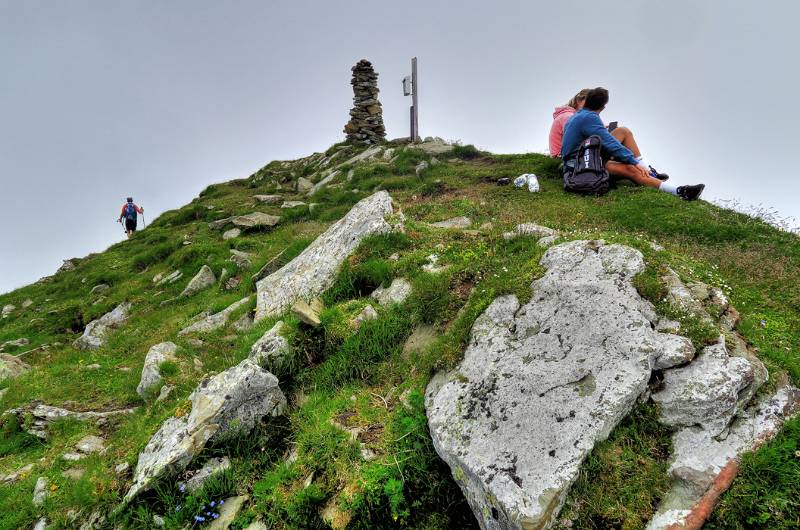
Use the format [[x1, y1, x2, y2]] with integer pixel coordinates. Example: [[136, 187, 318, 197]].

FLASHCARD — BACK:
[[564, 135, 610, 196]]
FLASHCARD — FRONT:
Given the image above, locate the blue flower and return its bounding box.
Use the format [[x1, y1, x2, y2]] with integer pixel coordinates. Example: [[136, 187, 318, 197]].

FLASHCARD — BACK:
[[210, 501, 216, 507], [212, 513, 220, 519], [219, 499, 225, 505], [179, 484, 186, 492]]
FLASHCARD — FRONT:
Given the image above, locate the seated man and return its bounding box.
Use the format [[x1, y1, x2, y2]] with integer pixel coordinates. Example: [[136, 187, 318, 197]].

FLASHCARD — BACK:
[[561, 87, 705, 201]]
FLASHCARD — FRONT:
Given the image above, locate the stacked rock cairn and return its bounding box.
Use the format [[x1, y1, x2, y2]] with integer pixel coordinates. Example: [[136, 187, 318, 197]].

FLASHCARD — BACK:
[[343, 59, 386, 144]]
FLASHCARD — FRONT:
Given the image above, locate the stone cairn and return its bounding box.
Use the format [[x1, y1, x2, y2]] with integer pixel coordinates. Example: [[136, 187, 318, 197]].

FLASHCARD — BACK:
[[343, 59, 386, 144]]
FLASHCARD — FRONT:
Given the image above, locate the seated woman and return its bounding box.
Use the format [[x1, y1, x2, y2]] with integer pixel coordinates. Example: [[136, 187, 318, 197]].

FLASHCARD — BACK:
[[549, 89, 589, 157]]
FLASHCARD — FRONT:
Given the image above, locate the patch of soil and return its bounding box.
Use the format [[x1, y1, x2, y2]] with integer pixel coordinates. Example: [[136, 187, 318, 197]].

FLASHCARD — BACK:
[[358, 424, 384, 444], [334, 410, 357, 427]]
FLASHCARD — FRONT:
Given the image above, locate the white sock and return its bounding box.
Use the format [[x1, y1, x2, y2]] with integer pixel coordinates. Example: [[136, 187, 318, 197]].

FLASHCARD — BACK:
[[659, 182, 678, 196]]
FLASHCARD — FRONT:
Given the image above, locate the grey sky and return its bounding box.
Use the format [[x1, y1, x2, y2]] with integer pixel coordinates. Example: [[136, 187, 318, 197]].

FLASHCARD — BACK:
[[2, 0, 798, 294]]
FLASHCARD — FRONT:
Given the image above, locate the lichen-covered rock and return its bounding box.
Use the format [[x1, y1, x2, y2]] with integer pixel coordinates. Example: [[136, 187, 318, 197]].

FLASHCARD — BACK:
[[124, 358, 286, 501], [73, 302, 131, 350], [253, 194, 282, 204], [255, 191, 395, 321], [371, 278, 412, 306], [0, 353, 31, 381], [180, 266, 216, 297], [182, 457, 231, 493], [425, 240, 691, 530], [137, 342, 179, 398], [3, 402, 137, 440], [430, 216, 472, 229], [351, 305, 378, 329], [292, 298, 323, 327], [231, 212, 280, 229], [646, 382, 800, 530], [651, 337, 756, 436], [502, 222, 557, 240], [249, 321, 291, 371], [309, 170, 340, 195], [179, 298, 250, 335], [33, 476, 49, 506], [229, 249, 253, 270]]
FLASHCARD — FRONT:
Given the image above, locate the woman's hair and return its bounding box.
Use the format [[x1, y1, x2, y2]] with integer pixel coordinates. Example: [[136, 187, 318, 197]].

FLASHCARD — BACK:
[[567, 89, 591, 109]]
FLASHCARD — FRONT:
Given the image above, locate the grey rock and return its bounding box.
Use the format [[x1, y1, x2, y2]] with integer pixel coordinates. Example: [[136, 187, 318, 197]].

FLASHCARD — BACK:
[[33, 476, 49, 506], [62, 467, 85, 481], [2, 304, 15, 317], [33, 518, 47, 530], [652, 337, 756, 436], [430, 216, 471, 229], [661, 269, 713, 324], [156, 384, 174, 402], [292, 298, 323, 327], [1, 463, 34, 484], [0, 353, 31, 381], [76, 435, 105, 454], [180, 265, 216, 297], [253, 194, 282, 204], [309, 170, 340, 195], [155, 270, 183, 285], [232, 212, 280, 229], [229, 249, 253, 270], [222, 228, 241, 240], [426, 240, 693, 530], [2, 337, 30, 349], [5, 402, 136, 440], [183, 456, 231, 492], [153, 514, 165, 527], [416, 139, 454, 155], [137, 342, 178, 398], [646, 383, 800, 529], [209, 217, 234, 230], [73, 302, 131, 350], [62, 452, 84, 461], [57, 259, 76, 273], [232, 312, 255, 332], [124, 359, 285, 501], [179, 297, 250, 335], [281, 200, 307, 209], [22, 299, 34, 308], [297, 177, 314, 194], [208, 495, 249, 530], [85, 363, 101, 370], [115, 462, 130, 475], [422, 254, 447, 274], [249, 321, 291, 371], [502, 222, 557, 240], [255, 191, 396, 320], [415, 160, 429, 176], [341, 145, 383, 166], [351, 305, 378, 329], [371, 278, 412, 306], [90, 284, 110, 295], [402, 325, 438, 357], [245, 521, 268, 530], [537, 235, 560, 248]]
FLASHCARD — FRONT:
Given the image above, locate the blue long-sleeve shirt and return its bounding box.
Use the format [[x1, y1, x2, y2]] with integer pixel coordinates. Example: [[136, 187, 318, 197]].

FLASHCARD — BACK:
[[560, 109, 637, 165]]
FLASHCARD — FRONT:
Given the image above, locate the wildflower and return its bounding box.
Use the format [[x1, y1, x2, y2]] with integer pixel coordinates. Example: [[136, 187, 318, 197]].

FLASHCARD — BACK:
[[209, 501, 216, 507], [213, 513, 220, 519], [175, 505, 182, 512], [179, 484, 186, 493], [219, 500, 225, 505]]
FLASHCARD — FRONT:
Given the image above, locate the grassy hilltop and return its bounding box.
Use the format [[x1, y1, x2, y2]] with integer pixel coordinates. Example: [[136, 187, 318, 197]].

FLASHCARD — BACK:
[[1, 141, 799, 529]]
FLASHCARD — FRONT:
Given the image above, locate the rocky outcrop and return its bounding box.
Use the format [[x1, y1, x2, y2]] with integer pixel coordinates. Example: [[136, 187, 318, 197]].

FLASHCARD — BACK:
[[255, 191, 396, 321], [179, 298, 250, 335], [73, 302, 131, 350], [180, 266, 216, 297], [0, 353, 30, 381], [124, 358, 286, 501], [652, 337, 755, 436], [343, 60, 386, 145], [137, 342, 179, 398], [647, 382, 800, 530], [249, 321, 291, 372], [3, 402, 137, 440], [371, 278, 412, 306], [426, 240, 694, 530]]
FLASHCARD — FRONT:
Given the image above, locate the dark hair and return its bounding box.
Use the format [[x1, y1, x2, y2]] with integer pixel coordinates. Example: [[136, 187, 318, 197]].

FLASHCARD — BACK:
[[584, 87, 609, 111], [126, 197, 133, 202]]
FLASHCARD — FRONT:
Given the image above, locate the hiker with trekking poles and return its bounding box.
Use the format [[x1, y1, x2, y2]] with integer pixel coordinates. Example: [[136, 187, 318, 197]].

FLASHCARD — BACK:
[[118, 197, 144, 238]]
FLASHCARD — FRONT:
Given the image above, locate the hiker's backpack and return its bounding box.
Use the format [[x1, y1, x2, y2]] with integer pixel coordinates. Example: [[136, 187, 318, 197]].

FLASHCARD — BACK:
[[564, 135, 610, 196], [125, 203, 137, 221]]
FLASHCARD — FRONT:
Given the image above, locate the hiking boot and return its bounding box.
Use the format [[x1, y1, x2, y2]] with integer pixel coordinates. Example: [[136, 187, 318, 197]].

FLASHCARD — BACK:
[[648, 165, 669, 181], [677, 184, 705, 201]]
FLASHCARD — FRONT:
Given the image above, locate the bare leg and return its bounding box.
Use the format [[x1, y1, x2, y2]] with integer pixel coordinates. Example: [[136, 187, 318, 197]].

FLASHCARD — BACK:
[[606, 161, 662, 188], [611, 126, 642, 158]]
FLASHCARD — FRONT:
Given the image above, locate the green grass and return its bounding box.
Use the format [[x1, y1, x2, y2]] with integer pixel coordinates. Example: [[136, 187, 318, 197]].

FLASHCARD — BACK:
[[1, 142, 798, 529]]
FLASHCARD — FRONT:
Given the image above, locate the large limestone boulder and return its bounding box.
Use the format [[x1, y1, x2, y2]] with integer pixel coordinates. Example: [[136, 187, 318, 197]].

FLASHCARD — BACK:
[[249, 321, 291, 371], [425, 240, 694, 530], [0, 353, 31, 381], [255, 191, 396, 321], [137, 342, 179, 398], [124, 358, 286, 501], [651, 337, 755, 436], [73, 302, 131, 350], [180, 266, 216, 297]]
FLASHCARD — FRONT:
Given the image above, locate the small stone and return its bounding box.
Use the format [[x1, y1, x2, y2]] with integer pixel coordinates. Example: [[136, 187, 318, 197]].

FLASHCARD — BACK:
[[183, 457, 231, 492], [253, 194, 282, 204], [33, 476, 49, 506], [62, 468, 85, 481], [85, 363, 101, 370], [371, 278, 412, 306], [193, 357, 204, 372], [1, 463, 34, 484], [33, 518, 47, 530], [115, 462, 130, 475], [222, 228, 241, 240], [415, 160, 429, 176], [297, 177, 314, 193], [153, 514, 165, 527], [156, 384, 174, 403], [281, 201, 307, 209], [232, 212, 280, 229], [207, 495, 249, 530], [76, 435, 105, 454], [2, 304, 15, 318], [430, 216, 471, 229], [181, 265, 216, 297], [351, 305, 378, 329], [90, 284, 110, 295], [292, 299, 324, 327], [62, 452, 84, 462], [229, 250, 253, 270], [22, 299, 34, 308]]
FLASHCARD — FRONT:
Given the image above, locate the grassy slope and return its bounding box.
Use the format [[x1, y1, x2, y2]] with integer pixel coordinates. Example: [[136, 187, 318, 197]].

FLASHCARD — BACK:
[[0, 143, 798, 529]]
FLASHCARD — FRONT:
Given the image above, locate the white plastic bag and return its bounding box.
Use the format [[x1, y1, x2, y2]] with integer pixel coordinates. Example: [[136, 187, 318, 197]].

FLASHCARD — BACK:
[[513, 175, 528, 188], [527, 174, 540, 192]]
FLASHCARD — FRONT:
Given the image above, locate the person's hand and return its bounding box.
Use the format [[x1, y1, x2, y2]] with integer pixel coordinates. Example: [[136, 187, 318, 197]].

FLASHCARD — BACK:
[[634, 164, 651, 180]]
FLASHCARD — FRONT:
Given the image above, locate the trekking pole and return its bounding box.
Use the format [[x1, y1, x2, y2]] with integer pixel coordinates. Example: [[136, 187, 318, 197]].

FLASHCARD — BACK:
[[142, 212, 146, 229]]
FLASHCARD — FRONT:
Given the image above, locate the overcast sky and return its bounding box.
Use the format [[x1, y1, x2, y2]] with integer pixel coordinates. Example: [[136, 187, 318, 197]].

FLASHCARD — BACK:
[[2, 0, 798, 294]]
